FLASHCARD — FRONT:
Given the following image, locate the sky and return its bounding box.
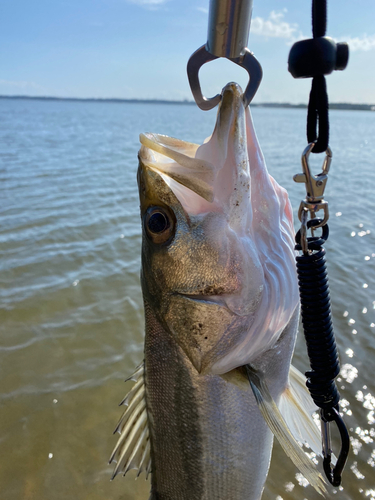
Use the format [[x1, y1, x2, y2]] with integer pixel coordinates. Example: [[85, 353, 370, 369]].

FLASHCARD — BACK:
[[1, 0, 375, 104]]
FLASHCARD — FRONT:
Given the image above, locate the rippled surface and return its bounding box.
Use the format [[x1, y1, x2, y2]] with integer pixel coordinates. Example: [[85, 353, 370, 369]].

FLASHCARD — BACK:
[[1, 98, 374, 500]]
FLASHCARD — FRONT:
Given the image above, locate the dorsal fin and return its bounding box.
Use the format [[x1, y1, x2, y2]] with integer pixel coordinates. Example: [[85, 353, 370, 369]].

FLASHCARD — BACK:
[[109, 361, 151, 479]]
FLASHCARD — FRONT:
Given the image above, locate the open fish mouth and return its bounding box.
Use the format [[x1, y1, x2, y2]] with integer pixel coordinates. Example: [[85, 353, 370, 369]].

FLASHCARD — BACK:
[[139, 82, 250, 219], [139, 132, 216, 215]]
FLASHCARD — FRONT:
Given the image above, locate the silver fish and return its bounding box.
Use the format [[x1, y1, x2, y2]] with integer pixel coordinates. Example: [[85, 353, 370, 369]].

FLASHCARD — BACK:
[[110, 83, 326, 499]]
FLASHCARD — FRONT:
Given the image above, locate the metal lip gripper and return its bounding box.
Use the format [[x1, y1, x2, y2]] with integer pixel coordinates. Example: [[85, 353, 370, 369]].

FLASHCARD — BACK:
[[187, 0, 262, 110]]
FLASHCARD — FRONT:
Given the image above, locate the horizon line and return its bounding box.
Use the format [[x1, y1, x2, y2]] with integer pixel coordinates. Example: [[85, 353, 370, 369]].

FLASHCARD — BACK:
[[1, 95, 374, 111]]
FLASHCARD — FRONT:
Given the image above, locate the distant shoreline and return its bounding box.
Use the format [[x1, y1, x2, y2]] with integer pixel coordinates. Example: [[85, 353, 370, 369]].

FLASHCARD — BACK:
[[1, 95, 374, 111]]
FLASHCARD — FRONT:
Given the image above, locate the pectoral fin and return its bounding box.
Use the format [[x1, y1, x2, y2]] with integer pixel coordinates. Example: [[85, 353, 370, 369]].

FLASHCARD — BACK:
[[246, 365, 327, 497], [278, 365, 322, 457], [110, 361, 152, 479], [279, 365, 337, 466]]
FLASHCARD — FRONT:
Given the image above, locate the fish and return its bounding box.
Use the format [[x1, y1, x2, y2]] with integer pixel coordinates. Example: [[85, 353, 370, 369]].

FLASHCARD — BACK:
[[110, 82, 327, 499]]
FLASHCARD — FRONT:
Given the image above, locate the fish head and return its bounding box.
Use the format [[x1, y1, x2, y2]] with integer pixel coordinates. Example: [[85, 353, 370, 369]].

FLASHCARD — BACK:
[[138, 83, 298, 375]]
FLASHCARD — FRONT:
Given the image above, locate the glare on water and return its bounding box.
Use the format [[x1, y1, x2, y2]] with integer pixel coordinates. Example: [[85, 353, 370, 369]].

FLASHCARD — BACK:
[[0, 98, 374, 500]]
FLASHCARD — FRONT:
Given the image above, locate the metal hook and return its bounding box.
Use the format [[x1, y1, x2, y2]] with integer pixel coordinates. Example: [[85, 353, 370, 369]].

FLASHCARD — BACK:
[[187, 0, 262, 110], [321, 407, 350, 487], [294, 142, 332, 201]]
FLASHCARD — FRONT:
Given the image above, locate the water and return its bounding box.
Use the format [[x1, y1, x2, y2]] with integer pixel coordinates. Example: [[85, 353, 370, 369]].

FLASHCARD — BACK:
[[1, 97, 374, 500]]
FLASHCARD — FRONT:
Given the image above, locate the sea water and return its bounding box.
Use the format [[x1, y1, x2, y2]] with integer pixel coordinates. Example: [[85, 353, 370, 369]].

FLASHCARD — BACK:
[[1, 98, 374, 500]]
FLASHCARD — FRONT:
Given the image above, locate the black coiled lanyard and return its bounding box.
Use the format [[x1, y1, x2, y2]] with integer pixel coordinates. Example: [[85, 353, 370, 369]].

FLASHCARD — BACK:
[[293, 147, 350, 486], [288, 0, 350, 487]]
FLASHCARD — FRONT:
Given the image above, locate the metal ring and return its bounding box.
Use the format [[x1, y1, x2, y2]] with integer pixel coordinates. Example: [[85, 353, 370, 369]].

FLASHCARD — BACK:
[[295, 218, 329, 251]]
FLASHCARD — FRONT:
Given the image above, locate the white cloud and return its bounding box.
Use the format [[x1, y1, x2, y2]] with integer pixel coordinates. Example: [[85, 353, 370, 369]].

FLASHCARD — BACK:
[[251, 10, 302, 42], [251, 11, 375, 53], [343, 34, 375, 52], [196, 7, 208, 14], [0, 79, 45, 91]]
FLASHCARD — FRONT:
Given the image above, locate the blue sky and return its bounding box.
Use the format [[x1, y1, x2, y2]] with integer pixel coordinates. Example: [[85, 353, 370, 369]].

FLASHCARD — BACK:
[[1, 0, 375, 103]]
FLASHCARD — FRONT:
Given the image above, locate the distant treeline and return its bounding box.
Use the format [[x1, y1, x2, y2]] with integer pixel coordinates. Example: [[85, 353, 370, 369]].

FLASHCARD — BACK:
[[255, 102, 375, 111], [1, 95, 374, 111]]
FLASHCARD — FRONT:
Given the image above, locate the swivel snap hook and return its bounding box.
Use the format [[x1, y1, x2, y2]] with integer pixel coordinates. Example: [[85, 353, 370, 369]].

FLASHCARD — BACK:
[[294, 142, 332, 228], [321, 407, 350, 487]]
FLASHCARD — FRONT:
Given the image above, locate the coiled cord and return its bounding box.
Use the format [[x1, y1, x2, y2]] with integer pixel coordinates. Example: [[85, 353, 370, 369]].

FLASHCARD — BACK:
[[295, 218, 349, 486], [295, 240, 340, 410]]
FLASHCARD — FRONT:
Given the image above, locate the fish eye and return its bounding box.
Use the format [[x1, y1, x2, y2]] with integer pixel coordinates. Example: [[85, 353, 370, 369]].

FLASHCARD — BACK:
[[144, 206, 175, 244], [148, 211, 168, 233]]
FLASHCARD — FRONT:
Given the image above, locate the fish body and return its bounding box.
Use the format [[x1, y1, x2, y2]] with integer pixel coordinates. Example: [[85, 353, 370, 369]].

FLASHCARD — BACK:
[[144, 302, 298, 500], [111, 83, 324, 499]]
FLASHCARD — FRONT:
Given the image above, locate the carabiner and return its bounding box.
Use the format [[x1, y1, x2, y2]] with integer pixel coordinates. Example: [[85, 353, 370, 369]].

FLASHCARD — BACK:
[[321, 407, 350, 487]]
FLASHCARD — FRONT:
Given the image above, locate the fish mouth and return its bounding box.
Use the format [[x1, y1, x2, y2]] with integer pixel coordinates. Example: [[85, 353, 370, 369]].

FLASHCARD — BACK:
[[138, 83, 247, 216], [177, 293, 230, 310]]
